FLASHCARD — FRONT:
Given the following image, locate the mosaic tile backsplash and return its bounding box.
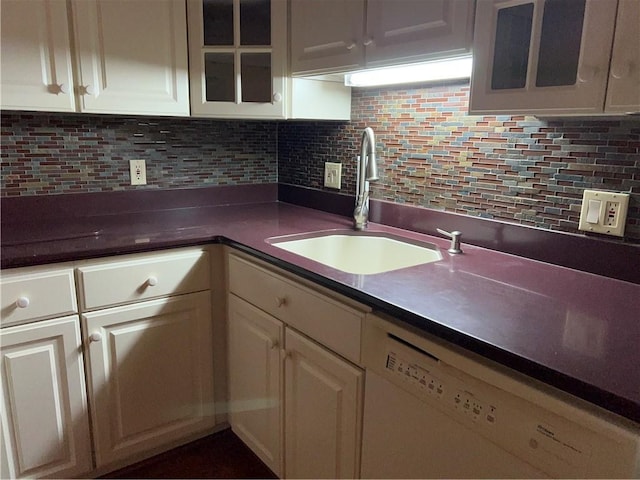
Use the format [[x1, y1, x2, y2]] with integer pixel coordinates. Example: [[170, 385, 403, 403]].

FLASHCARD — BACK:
[[279, 81, 640, 241], [1, 113, 277, 195], [2, 80, 639, 241]]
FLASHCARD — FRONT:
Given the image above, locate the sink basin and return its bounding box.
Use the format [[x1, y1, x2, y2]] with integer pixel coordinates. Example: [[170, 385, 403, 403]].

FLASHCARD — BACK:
[[268, 231, 442, 275]]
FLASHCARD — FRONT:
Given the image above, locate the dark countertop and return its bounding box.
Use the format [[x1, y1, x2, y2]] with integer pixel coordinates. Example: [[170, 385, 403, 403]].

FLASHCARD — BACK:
[[2, 201, 639, 424]]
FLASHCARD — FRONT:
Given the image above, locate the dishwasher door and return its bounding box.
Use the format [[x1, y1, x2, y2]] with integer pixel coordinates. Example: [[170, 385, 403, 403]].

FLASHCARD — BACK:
[[362, 370, 546, 478], [361, 314, 640, 479]]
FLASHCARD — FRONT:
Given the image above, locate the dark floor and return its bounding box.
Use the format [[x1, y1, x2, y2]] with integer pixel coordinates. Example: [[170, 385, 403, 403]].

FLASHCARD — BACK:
[[100, 429, 277, 479]]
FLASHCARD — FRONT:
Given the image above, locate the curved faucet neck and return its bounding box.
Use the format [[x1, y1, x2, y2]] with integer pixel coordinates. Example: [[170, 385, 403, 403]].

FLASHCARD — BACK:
[[354, 127, 378, 230]]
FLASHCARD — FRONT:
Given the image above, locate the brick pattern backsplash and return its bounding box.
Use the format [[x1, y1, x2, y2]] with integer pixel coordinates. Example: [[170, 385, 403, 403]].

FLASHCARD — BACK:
[[278, 81, 640, 241], [1, 113, 277, 196], [3, 82, 639, 241]]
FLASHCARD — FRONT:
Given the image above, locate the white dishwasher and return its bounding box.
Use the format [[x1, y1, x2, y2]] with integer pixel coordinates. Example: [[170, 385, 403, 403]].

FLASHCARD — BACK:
[[361, 314, 640, 479]]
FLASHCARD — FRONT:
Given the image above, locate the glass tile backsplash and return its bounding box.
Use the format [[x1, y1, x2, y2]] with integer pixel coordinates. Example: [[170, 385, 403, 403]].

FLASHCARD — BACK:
[[1, 80, 638, 240]]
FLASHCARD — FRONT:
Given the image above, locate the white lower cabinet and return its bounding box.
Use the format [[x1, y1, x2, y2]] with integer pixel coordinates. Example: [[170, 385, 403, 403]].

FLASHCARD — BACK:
[[228, 294, 284, 476], [227, 251, 367, 479], [1, 247, 219, 477], [284, 328, 363, 479], [82, 292, 215, 468], [0, 316, 93, 479], [77, 248, 216, 470]]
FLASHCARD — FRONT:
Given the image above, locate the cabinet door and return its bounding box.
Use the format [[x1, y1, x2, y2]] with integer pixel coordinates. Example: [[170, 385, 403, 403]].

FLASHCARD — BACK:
[[365, 0, 474, 68], [470, 0, 617, 115], [188, 0, 286, 118], [290, 0, 365, 75], [228, 295, 283, 476], [82, 292, 215, 468], [72, 0, 190, 116], [0, 0, 76, 112], [0, 316, 93, 479], [284, 328, 363, 479], [605, 0, 640, 113]]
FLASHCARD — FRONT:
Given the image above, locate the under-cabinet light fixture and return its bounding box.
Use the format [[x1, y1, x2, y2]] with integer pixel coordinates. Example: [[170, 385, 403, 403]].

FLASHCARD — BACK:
[[344, 56, 473, 87]]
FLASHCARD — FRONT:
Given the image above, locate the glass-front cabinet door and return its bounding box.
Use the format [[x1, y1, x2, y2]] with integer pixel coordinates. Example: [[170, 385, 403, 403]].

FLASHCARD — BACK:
[[470, 0, 618, 115], [188, 0, 286, 118]]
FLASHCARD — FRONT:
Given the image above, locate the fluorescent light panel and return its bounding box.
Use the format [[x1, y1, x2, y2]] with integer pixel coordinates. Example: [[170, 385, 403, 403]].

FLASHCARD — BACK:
[[344, 56, 473, 87]]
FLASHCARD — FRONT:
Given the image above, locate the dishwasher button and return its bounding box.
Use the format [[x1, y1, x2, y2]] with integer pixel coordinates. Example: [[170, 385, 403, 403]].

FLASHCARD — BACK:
[[486, 406, 497, 424]]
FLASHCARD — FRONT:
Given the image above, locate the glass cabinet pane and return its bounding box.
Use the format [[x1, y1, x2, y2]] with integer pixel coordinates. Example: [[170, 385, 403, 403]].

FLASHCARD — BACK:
[[491, 3, 534, 90], [205, 53, 235, 101], [240, 0, 271, 45], [536, 0, 586, 87], [241, 53, 271, 102], [203, 0, 234, 45]]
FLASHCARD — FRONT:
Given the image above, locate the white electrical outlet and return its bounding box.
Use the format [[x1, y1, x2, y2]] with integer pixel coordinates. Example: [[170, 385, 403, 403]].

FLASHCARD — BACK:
[[324, 162, 342, 189], [129, 159, 147, 185], [578, 189, 629, 237]]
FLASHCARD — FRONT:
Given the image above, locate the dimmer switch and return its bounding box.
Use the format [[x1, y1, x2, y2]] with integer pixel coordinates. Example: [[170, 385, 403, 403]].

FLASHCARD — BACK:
[[578, 190, 629, 237]]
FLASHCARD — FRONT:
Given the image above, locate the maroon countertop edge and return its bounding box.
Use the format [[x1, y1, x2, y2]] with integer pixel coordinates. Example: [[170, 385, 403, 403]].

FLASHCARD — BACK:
[[2, 184, 639, 424]]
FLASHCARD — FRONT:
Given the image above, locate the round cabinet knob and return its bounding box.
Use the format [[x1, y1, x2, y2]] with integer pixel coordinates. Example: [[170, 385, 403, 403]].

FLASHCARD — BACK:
[[147, 276, 158, 287], [89, 332, 102, 343], [48, 83, 66, 95], [273, 92, 283, 103], [346, 42, 357, 51], [79, 85, 93, 95], [611, 62, 632, 80], [16, 297, 30, 309], [281, 349, 292, 360], [275, 296, 287, 307], [363, 37, 375, 46], [269, 339, 280, 350], [577, 65, 598, 83]]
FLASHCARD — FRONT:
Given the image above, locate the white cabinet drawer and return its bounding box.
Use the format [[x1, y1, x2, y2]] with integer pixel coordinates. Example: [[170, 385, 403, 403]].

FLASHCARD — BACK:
[[228, 253, 366, 363], [77, 248, 210, 310], [1, 266, 77, 327]]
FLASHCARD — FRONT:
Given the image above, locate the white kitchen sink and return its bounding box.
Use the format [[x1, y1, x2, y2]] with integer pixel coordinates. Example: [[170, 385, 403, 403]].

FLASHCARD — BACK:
[[268, 231, 442, 275]]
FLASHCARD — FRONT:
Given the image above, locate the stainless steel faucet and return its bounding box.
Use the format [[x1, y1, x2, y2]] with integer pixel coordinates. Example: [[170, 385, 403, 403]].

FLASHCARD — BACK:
[[353, 127, 379, 230]]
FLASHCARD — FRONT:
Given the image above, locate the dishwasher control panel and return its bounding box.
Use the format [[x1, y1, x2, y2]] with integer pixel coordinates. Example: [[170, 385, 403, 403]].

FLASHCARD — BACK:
[[385, 349, 499, 427]]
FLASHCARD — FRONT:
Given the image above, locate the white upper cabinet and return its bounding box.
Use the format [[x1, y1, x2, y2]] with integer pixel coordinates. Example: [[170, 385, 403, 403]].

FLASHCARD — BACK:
[[290, 0, 365, 74], [290, 0, 475, 75], [187, 0, 287, 119], [365, 0, 475, 67], [0, 0, 77, 112], [71, 0, 190, 116], [469, 0, 628, 115], [605, 0, 640, 113], [1, 0, 189, 116]]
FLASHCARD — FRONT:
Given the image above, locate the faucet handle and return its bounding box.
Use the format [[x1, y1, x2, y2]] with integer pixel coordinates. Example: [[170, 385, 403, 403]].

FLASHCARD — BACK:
[[436, 228, 463, 254]]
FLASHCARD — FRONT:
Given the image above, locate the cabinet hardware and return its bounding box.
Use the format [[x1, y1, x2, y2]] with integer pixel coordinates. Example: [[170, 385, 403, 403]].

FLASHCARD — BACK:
[[16, 297, 30, 309]]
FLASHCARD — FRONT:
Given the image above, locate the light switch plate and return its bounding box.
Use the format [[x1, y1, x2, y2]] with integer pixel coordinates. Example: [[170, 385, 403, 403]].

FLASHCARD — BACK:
[[578, 189, 629, 237], [324, 162, 342, 189]]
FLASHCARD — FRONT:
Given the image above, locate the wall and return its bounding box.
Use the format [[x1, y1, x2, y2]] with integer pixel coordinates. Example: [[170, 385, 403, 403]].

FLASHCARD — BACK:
[[2, 81, 639, 242], [278, 81, 640, 241], [0, 113, 277, 196]]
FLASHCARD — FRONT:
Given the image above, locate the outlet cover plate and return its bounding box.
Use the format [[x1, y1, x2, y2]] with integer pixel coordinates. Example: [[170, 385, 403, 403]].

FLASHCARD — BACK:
[[129, 159, 147, 185], [324, 162, 342, 189], [578, 189, 629, 237]]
